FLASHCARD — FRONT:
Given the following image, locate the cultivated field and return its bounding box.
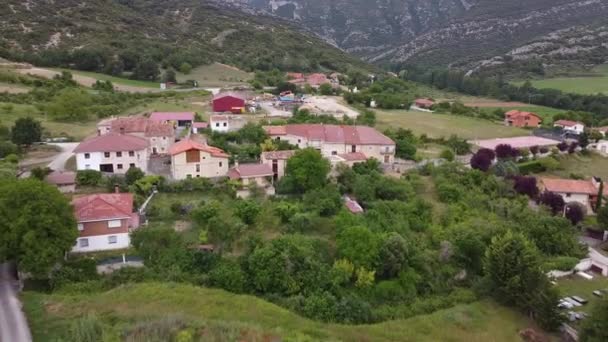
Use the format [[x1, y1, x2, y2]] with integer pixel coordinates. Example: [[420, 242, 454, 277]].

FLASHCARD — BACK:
[[23, 282, 541, 342], [376, 109, 529, 139], [176, 62, 252, 88], [515, 64, 608, 95]]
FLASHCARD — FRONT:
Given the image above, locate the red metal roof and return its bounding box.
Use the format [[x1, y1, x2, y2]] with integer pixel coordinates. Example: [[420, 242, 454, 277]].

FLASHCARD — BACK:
[[150, 112, 195, 121], [45, 171, 76, 185], [415, 98, 435, 106], [262, 150, 296, 160], [169, 139, 229, 158], [72, 193, 134, 222], [228, 163, 274, 179], [541, 178, 604, 195], [74, 133, 148, 153], [213, 92, 246, 100], [265, 124, 394, 145]]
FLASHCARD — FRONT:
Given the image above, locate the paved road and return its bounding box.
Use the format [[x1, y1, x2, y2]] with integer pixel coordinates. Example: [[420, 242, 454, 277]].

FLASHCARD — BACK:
[[0, 262, 32, 342], [47, 142, 79, 171]]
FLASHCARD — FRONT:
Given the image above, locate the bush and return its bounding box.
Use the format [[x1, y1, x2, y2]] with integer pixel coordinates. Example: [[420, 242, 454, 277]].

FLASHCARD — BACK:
[[439, 149, 455, 162], [542, 256, 579, 271], [518, 160, 545, 175], [538, 157, 560, 171], [208, 260, 246, 293], [437, 183, 462, 202], [76, 170, 102, 186], [50, 259, 99, 290]]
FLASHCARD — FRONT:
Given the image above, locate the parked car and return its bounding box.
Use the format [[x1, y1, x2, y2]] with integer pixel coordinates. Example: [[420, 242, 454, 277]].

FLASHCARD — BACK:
[[563, 297, 582, 307], [558, 300, 574, 309], [572, 296, 588, 304], [593, 290, 604, 297]]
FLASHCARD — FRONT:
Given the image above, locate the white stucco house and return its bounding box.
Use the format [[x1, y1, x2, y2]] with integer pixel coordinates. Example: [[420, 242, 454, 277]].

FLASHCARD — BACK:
[[554, 120, 585, 135], [73, 133, 149, 174]]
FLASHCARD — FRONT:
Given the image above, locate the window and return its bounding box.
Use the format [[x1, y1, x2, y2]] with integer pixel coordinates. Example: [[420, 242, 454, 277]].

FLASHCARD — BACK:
[[129, 151, 135, 157], [116, 152, 122, 157], [129, 163, 135, 168], [108, 236, 117, 244], [77, 223, 84, 231], [351, 145, 357, 153], [84, 153, 90, 159], [108, 220, 121, 228], [186, 150, 200, 163], [566, 193, 572, 198], [219, 162, 223, 167], [215, 123, 220, 127], [117, 164, 123, 170], [196, 164, 200, 172], [223, 123, 228, 127], [332, 151, 337, 155], [187, 174, 192, 179], [298, 139, 301, 143], [104, 152, 110, 158], [163, 137, 167, 140], [79, 239, 89, 248]]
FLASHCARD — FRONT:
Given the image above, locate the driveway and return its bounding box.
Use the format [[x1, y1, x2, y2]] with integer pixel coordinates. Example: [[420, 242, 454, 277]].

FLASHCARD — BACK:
[[47, 142, 79, 171], [0, 262, 32, 342]]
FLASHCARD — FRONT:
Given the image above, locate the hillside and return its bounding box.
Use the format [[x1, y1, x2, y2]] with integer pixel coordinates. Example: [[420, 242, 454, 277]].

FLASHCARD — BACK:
[[0, 0, 371, 79], [23, 283, 537, 342], [223, 0, 608, 76]]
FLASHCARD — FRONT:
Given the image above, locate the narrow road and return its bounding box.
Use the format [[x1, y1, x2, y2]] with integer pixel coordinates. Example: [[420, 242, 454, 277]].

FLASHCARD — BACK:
[[0, 262, 32, 342], [47, 142, 79, 171]]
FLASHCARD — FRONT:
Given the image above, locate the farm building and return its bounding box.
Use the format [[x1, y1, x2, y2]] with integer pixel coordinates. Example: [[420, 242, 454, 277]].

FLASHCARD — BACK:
[[213, 92, 246, 113]]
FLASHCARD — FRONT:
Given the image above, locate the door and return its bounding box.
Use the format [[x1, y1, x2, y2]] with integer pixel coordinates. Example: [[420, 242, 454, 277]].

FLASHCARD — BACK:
[[153, 147, 158, 155], [384, 155, 390, 164]]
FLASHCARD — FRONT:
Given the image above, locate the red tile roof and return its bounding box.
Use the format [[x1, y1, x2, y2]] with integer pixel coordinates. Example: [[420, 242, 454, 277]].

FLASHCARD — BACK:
[[144, 121, 174, 137], [265, 124, 394, 145], [74, 133, 148, 153], [415, 98, 435, 106], [262, 150, 296, 160], [596, 126, 608, 133], [228, 163, 274, 180], [45, 171, 76, 185], [505, 110, 541, 120], [192, 122, 209, 129], [541, 178, 604, 195], [106, 116, 173, 137], [168, 139, 229, 158], [338, 152, 368, 161], [72, 193, 134, 222], [150, 112, 195, 121], [554, 120, 581, 127], [344, 196, 364, 214]]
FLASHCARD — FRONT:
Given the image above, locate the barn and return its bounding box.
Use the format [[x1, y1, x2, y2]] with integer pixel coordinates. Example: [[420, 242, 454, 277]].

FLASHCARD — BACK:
[[212, 92, 246, 113]]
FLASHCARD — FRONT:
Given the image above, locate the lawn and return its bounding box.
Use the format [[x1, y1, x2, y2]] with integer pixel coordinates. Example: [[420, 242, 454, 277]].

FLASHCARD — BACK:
[[22, 282, 540, 342], [556, 275, 608, 328], [541, 152, 608, 180], [176, 62, 253, 88], [376, 109, 529, 139], [514, 64, 608, 95], [51, 68, 160, 89], [122, 93, 212, 119]]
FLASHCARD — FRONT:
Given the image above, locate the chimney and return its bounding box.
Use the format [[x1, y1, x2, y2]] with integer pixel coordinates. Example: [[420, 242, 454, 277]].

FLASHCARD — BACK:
[[114, 184, 120, 193]]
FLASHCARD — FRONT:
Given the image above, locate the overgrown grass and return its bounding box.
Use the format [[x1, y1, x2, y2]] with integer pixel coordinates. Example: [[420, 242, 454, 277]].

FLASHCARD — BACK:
[[176, 62, 253, 87], [22, 282, 539, 342], [514, 64, 608, 95], [51, 68, 160, 89], [540, 152, 608, 180], [375, 109, 528, 139]]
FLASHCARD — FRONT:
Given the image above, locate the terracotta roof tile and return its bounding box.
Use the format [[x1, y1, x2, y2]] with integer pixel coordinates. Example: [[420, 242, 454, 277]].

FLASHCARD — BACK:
[[554, 120, 582, 127], [541, 178, 601, 195], [192, 122, 209, 128], [265, 124, 394, 145], [74, 133, 148, 153], [169, 139, 229, 158], [150, 112, 195, 121], [45, 171, 76, 185], [72, 193, 134, 222], [228, 163, 274, 179]]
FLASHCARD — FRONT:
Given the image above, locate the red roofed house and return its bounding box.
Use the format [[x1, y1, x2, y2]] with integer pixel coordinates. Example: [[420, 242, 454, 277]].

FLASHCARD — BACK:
[[414, 98, 435, 109], [209, 115, 247, 133], [192, 122, 209, 134], [504, 110, 542, 128], [213, 92, 246, 113], [105, 116, 174, 155], [554, 120, 585, 135], [264, 124, 396, 164], [169, 138, 230, 180], [149, 112, 195, 128], [74, 133, 149, 174], [540, 177, 607, 213], [261, 150, 296, 181], [71, 193, 139, 252], [45, 171, 76, 193], [228, 163, 275, 198]]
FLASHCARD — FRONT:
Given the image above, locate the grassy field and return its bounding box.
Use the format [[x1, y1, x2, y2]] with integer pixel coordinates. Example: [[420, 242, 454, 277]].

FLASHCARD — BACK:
[[51, 68, 160, 89], [480, 105, 566, 123], [22, 282, 540, 342], [556, 275, 608, 328], [123, 94, 212, 119], [376, 109, 529, 139], [514, 64, 608, 95], [0, 81, 30, 93], [541, 152, 608, 180], [176, 62, 253, 88]]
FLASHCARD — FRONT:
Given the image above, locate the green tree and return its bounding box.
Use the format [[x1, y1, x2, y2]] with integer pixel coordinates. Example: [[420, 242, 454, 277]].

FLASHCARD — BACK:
[[46, 88, 93, 121], [11, 117, 42, 145], [125, 167, 145, 185], [579, 298, 608, 342], [234, 199, 261, 225], [303, 184, 342, 217], [30, 167, 51, 180], [283, 148, 330, 193], [133, 57, 160, 81], [163, 68, 177, 83], [377, 233, 409, 278], [319, 83, 333, 96], [208, 259, 246, 293], [598, 206, 608, 230], [0, 179, 78, 277], [179, 62, 193, 75], [337, 226, 380, 269]]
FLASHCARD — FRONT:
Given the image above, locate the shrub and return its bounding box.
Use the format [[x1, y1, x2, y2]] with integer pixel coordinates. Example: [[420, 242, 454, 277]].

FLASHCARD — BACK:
[[76, 170, 102, 186], [208, 260, 246, 293], [557, 142, 568, 152], [495, 144, 518, 159], [539, 146, 549, 154], [538, 191, 565, 215], [542, 256, 579, 271], [512, 176, 539, 198], [439, 149, 455, 162], [565, 202, 586, 225], [538, 157, 560, 171], [518, 160, 545, 175], [437, 183, 462, 202], [50, 258, 99, 290], [530, 146, 539, 155]]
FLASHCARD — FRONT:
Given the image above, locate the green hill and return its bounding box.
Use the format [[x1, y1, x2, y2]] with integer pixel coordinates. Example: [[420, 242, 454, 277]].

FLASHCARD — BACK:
[[23, 282, 538, 342]]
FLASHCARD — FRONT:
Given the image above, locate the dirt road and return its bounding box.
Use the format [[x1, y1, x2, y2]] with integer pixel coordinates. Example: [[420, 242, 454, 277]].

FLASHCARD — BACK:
[[0, 262, 32, 342]]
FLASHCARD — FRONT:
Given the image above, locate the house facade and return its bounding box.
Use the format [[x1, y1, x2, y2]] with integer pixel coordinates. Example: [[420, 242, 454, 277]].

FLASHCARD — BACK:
[[192, 122, 209, 134], [74, 133, 149, 173], [71, 193, 139, 253], [169, 138, 230, 180], [264, 124, 396, 164], [505, 110, 542, 128], [210, 115, 247, 133], [261, 150, 296, 181], [594, 140, 608, 155], [540, 177, 607, 212], [97, 116, 175, 155], [554, 120, 585, 135]]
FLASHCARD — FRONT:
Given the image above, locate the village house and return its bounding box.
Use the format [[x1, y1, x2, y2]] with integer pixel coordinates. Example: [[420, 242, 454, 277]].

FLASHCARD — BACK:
[[264, 124, 396, 164], [414, 98, 435, 109], [74, 133, 149, 174], [71, 192, 139, 253], [593, 140, 608, 155], [209, 115, 247, 133], [329, 152, 368, 168], [213, 92, 246, 113], [540, 177, 607, 213], [191, 122, 209, 134], [554, 120, 585, 135], [169, 138, 230, 180], [105, 116, 175, 155], [504, 110, 542, 128], [149, 112, 194, 128], [45, 171, 76, 193], [261, 150, 296, 181], [228, 163, 275, 198], [288, 73, 331, 89]]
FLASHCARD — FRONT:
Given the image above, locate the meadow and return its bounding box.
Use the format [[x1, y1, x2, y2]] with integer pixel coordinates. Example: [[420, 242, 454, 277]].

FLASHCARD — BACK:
[[176, 62, 253, 88], [541, 152, 608, 181], [375, 109, 529, 139], [50, 68, 160, 89], [514, 64, 608, 95], [22, 282, 540, 342]]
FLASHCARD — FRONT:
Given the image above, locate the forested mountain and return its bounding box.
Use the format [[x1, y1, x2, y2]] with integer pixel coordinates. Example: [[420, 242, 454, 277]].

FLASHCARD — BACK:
[[222, 0, 608, 76], [0, 0, 371, 78]]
